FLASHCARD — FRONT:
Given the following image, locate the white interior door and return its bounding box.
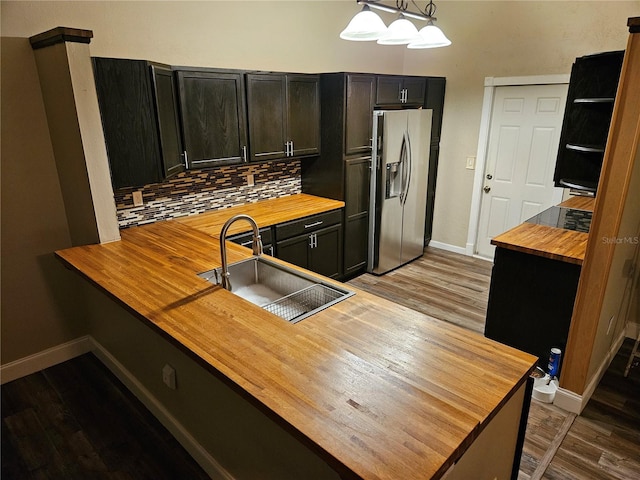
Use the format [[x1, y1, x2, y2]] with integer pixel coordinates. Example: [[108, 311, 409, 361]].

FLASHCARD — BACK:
[[476, 84, 567, 258]]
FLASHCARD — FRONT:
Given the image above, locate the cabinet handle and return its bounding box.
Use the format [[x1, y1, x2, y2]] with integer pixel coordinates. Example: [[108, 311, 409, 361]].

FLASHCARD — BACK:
[[309, 233, 314, 248], [309, 233, 317, 248], [285, 141, 290, 157], [304, 221, 323, 229], [242, 146, 247, 162], [183, 150, 189, 169], [290, 140, 294, 156]]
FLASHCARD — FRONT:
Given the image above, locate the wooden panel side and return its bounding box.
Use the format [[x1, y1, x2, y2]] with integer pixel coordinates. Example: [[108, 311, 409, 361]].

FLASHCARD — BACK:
[[562, 31, 640, 394]]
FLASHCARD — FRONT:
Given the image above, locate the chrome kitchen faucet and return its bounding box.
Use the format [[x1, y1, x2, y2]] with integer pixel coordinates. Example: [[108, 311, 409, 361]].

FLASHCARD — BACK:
[[219, 214, 263, 291]]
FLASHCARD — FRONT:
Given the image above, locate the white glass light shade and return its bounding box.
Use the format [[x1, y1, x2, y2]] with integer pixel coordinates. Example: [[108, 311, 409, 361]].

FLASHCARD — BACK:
[[407, 23, 452, 49], [377, 15, 420, 45], [340, 5, 387, 41]]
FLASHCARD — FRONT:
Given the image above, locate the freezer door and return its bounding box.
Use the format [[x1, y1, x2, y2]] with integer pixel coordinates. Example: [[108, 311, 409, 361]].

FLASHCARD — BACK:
[[400, 109, 432, 264]]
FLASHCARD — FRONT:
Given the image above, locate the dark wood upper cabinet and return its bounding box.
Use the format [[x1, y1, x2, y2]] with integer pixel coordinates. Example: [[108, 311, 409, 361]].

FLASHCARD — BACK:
[[287, 75, 321, 158], [246, 73, 320, 162], [345, 74, 376, 156], [376, 75, 426, 106], [176, 69, 248, 169], [93, 57, 184, 189], [151, 65, 185, 179]]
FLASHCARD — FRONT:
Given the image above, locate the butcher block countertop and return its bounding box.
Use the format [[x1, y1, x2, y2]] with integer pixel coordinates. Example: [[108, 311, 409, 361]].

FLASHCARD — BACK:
[[491, 196, 595, 265], [56, 194, 536, 480], [175, 193, 345, 237]]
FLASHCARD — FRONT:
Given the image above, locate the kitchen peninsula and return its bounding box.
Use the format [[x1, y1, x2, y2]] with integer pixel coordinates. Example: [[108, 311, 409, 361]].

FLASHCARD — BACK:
[[485, 196, 595, 366], [57, 194, 537, 480]]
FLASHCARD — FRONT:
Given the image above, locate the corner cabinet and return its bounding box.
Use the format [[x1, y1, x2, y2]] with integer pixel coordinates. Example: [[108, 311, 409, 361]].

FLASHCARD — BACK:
[[275, 210, 343, 279], [246, 73, 320, 162], [93, 57, 185, 189], [175, 69, 249, 169], [552, 50, 624, 193]]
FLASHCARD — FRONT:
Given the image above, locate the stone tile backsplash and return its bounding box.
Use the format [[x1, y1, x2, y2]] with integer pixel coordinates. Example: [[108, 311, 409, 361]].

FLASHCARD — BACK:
[[114, 160, 301, 229]]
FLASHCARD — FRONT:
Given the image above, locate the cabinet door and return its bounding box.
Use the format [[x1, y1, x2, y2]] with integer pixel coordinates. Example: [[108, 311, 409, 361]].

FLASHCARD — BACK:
[[151, 65, 185, 179], [287, 75, 320, 157], [403, 77, 427, 105], [344, 157, 370, 276], [93, 58, 163, 189], [246, 73, 287, 162], [376, 76, 404, 105], [309, 224, 343, 279], [345, 74, 376, 156], [176, 70, 248, 169], [276, 235, 310, 270]]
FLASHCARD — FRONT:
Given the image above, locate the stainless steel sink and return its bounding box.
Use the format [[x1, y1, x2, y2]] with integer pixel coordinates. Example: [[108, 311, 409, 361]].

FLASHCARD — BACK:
[[198, 256, 355, 323]]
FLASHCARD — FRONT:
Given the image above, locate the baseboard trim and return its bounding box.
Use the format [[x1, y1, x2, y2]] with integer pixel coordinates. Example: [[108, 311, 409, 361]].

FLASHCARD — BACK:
[[428, 241, 467, 256], [554, 329, 626, 414], [626, 322, 639, 339], [0, 336, 92, 384], [88, 337, 235, 480]]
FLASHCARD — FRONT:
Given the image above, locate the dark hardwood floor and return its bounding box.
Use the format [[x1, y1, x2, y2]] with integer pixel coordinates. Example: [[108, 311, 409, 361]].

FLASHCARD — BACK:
[[2, 247, 638, 479], [1, 353, 210, 480]]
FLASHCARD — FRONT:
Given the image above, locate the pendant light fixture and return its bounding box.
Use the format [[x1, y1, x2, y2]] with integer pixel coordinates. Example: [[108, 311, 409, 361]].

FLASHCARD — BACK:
[[340, 0, 451, 49], [339, 4, 387, 41], [377, 14, 420, 45]]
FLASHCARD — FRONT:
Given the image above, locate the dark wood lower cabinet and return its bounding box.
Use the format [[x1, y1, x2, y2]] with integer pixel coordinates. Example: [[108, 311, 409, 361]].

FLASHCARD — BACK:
[[484, 247, 581, 369], [344, 157, 370, 277], [277, 223, 343, 279]]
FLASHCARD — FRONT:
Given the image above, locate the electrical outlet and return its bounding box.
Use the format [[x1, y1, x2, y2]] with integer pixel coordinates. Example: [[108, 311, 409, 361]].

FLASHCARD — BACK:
[[162, 364, 177, 390], [466, 156, 476, 170], [132, 190, 143, 207], [247, 174, 255, 187]]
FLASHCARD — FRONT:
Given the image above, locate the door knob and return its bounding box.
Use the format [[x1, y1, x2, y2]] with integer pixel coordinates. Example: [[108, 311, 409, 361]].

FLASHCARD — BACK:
[[486, 174, 493, 180], [483, 186, 491, 193]]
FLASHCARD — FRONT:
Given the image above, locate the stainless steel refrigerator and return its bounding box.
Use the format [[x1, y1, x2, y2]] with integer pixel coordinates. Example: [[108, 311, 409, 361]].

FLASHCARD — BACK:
[[367, 109, 432, 275]]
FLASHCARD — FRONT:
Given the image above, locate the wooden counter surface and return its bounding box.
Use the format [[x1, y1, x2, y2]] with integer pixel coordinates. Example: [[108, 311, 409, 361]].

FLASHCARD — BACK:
[[56, 196, 536, 480], [491, 196, 594, 265], [175, 193, 345, 237]]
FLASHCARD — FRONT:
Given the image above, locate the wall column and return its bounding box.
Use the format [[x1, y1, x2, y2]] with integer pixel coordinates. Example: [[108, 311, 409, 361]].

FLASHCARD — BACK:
[[30, 27, 119, 245]]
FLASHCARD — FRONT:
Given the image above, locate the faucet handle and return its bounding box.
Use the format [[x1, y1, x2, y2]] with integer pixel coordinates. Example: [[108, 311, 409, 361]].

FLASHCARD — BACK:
[[252, 235, 263, 256]]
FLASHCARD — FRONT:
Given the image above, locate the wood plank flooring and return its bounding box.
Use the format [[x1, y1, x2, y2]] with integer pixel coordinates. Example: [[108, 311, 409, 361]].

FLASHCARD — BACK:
[[2, 247, 638, 479], [348, 247, 493, 333]]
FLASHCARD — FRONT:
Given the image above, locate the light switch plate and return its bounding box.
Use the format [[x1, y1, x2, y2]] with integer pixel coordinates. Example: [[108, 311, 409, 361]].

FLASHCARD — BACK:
[[466, 156, 476, 170], [247, 174, 255, 187]]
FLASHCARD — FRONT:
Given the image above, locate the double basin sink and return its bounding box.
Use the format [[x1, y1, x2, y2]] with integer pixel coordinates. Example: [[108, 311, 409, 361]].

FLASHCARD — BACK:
[[198, 256, 355, 324]]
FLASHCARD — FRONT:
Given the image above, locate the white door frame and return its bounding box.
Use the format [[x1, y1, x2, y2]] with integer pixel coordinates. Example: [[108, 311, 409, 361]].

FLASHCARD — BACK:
[[466, 74, 571, 257]]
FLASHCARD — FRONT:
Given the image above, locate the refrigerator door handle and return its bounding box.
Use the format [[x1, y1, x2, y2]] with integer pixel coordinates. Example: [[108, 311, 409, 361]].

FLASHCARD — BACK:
[[399, 131, 412, 205]]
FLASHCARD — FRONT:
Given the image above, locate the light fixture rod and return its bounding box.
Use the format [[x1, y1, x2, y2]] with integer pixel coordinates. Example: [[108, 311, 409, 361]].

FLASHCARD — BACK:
[[356, 0, 432, 22]]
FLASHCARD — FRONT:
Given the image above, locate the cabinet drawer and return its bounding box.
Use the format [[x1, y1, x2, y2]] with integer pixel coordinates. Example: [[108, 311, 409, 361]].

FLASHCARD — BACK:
[[228, 227, 273, 247], [275, 210, 342, 241]]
